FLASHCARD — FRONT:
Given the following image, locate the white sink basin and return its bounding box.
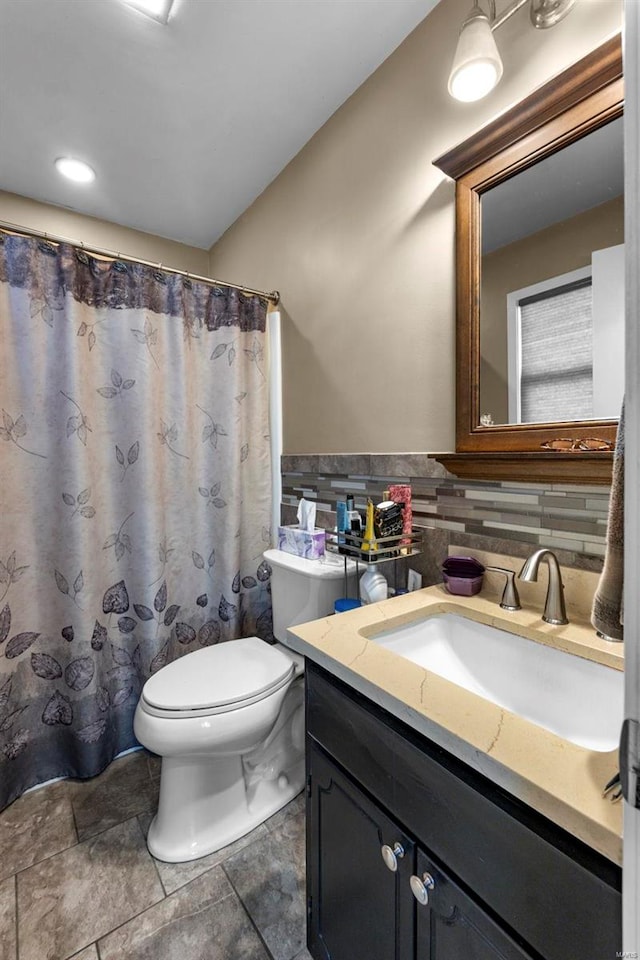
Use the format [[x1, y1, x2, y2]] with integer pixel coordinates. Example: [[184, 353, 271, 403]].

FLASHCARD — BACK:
[[370, 613, 623, 752]]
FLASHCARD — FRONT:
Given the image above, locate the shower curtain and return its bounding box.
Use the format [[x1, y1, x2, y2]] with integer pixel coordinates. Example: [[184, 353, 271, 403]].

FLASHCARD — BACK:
[[0, 232, 274, 810]]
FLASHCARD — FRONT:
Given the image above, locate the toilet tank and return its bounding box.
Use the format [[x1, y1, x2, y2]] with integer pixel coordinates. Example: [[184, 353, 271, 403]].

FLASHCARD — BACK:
[[263, 549, 358, 643]]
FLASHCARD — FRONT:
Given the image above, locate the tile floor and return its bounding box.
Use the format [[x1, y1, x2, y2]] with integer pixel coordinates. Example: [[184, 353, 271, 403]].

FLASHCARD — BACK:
[[0, 750, 312, 960]]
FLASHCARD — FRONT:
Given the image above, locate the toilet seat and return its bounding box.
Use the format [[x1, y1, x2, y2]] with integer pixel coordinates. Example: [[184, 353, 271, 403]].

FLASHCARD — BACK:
[[141, 636, 295, 719]]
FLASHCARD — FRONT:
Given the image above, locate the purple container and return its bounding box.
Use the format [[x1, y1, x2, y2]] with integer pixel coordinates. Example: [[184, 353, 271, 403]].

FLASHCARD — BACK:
[[442, 572, 484, 596], [441, 556, 485, 597]]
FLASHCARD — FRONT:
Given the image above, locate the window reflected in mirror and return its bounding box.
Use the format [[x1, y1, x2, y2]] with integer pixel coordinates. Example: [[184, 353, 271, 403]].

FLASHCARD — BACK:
[[479, 115, 624, 428]]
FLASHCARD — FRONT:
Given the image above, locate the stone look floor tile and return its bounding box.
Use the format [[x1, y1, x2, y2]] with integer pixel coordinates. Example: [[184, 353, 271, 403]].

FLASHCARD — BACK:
[[17, 817, 164, 960], [4, 754, 310, 960], [264, 792, 305, 833], [98, 867, 270, 960], [138, 811, 270, 896], [0, 787, 77, 881], [0, 876, 16, 960], [70, 751, 160, 842], [224, 808, 306, 960], [144, 751, 161, 780]]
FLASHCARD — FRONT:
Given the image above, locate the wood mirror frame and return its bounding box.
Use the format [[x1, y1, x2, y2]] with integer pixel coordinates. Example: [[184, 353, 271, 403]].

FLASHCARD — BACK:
[[433, 35, 623, 485]]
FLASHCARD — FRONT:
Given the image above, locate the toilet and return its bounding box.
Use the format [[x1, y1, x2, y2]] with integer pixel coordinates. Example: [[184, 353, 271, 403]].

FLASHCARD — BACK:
[[134, 548, 356, 863]]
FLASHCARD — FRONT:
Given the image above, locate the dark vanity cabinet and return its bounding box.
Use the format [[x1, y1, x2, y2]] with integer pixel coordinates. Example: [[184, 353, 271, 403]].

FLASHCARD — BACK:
[[305, 662, 621, 960], [307, 745, 415, 960], [412, 847, 533, 960], [308, 743, 532, 960]]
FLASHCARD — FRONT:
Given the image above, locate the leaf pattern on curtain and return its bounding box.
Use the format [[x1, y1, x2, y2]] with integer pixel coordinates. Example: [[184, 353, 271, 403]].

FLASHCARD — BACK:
[[0, 233, 273, 811]]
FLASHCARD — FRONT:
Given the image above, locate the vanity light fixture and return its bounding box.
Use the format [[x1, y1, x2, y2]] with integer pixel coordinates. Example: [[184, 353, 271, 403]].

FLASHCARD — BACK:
[[448, 0, 576, 102], [54, 157, 96, 184], [121, 0, 175, 24]]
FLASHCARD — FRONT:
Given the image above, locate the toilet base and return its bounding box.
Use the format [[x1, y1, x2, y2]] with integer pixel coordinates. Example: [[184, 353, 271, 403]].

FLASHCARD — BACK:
[[147, 753, 305, 863]]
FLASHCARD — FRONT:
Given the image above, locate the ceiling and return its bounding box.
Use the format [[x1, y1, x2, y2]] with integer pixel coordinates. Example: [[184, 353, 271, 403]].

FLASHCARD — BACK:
[[0, 0, 439, 249]]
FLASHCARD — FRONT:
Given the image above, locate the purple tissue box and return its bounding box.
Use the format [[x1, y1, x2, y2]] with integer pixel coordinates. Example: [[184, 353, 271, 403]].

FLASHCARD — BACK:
[[277, 525, 325, 560]]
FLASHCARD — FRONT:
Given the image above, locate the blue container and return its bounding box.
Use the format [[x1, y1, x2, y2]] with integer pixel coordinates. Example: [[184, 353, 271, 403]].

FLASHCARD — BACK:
[[334, 598, 362, 614]]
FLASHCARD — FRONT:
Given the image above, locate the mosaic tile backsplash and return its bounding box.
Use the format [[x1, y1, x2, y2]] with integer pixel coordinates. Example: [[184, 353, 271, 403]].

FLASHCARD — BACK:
[[280, 454, 609, 589]]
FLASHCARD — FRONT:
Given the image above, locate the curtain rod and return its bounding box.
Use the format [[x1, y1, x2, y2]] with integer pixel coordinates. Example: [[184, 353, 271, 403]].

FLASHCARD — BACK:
[[0, 219, 280, 306]]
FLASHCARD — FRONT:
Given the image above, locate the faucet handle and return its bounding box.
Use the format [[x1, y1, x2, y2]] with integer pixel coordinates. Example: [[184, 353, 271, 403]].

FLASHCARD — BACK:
[[485, 566, 521, 611]]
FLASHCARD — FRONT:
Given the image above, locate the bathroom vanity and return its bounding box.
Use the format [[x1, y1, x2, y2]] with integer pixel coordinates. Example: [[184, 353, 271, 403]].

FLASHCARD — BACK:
[[287, 585, 623, 960]]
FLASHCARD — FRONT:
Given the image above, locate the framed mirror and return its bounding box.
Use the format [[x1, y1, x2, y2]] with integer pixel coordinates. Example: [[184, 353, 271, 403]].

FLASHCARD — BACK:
[[434, 35, 622, 483]]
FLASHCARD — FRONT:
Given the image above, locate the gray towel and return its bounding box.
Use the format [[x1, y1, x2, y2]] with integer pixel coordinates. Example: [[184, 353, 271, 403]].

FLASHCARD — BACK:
[[591, 404, 624, 641]]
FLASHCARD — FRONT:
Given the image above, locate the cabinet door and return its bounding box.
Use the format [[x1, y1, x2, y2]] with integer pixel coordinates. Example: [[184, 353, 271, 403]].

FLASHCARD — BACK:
[[307, 743, 415, 960], [414, 849, 534, 960]]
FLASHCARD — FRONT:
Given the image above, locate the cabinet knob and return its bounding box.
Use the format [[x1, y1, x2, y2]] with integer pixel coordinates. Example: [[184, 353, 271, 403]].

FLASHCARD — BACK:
[[381, 842, 405, 872], [410, 872, 435, 905]]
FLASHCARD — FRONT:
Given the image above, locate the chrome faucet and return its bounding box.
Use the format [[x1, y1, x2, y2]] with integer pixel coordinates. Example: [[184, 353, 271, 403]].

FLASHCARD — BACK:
[[518, 549, 568, 625]]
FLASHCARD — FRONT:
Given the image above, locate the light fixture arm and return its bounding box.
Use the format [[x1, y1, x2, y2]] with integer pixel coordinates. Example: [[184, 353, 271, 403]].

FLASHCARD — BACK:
[[489, 0, 529, 31], [460, 0, 527, 33], [484, 0, 575, 31]]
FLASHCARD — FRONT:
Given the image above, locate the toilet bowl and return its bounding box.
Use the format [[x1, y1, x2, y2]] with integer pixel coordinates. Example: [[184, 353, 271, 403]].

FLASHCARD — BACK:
[[134, 637, 304, 862], [134, 549, 357, 863]]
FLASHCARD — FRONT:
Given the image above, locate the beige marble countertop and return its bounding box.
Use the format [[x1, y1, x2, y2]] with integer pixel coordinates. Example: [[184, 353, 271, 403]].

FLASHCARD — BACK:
[[287, 583, 623, 865]]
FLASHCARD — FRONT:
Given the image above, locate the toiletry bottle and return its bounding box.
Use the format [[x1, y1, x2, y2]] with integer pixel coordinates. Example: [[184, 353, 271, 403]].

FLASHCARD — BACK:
[[359, 566, 387, 603], [361, 499, 378, 558], [336, 500, 348, 553], [346, 496, 362, 536]]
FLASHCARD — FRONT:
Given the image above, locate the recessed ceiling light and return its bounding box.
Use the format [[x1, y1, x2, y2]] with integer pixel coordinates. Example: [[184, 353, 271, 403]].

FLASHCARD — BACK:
[[122, 0, 174, 24], [55, 157, 96, 184]]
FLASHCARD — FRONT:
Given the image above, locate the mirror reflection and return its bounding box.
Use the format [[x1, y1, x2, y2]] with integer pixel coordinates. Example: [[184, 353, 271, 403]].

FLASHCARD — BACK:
[[479, 116, 624, 427]]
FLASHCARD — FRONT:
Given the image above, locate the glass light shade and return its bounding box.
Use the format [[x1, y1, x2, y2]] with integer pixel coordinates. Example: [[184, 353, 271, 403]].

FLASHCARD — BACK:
[[122, 0, 174, 23], [54, 157, 96, 183], [448, 13, 503, 102]]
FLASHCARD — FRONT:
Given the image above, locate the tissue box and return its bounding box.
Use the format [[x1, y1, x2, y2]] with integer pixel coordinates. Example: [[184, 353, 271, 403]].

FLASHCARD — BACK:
[[277, 525, 325, 559]]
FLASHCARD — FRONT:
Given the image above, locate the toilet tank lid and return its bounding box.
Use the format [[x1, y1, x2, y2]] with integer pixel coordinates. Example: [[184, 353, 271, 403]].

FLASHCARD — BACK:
[[142, 637, 294, 713], [263, 548, 357, 579]]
